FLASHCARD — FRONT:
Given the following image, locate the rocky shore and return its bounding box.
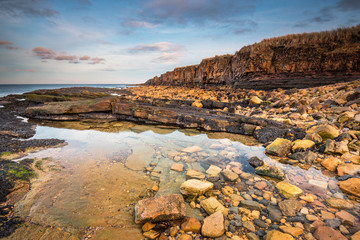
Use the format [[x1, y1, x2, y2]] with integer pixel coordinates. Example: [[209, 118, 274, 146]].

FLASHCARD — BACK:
[[0, 79, 359, 239]]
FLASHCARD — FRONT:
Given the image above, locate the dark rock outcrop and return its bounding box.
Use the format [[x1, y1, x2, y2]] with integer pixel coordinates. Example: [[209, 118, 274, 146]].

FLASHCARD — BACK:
[[146, 25, 360, 89]]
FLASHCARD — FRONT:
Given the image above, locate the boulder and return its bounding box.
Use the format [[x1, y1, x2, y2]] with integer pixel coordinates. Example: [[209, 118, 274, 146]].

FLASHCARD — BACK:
[[135, 194, 186, 224], [276, 181, 303, 198], [201, 211, 225, 238], [255, 165, 285, 180], [200, 197, 228, 215], [180, 179, 213, 195], [292, 139, 315, 152], [307, 124, 339, 141], [266, 230, 294, 240], [181, 217, 201, 233], [313, 226, 347, 240], [325, 198, 354, 209], [320, 157, 342, 172], [265, 138, 292, 157], [338, 178, 360, 197]]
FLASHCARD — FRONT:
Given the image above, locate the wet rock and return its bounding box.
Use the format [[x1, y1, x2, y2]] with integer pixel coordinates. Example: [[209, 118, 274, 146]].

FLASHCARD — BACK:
[[320, 156, 343, 172], [351, 230, 360, 240], [289, 151, 317, 164], [279, 226, 304, 237], [178, 233, 193, 240], [254, 127, 287, 143], [234, 182, 248, 192], [135, 194, 186, 224], [337, 164, 360, 177], [338, 111, 355, 123], [222, 169, 239, 181], [200, 197, 228, 215], [180, 179, 213, 196], [243, 221, 256, 232], [186, 169, 205, 180], [314, 226, 347, 240], [201, 211, 225, 238], [191, 100, 203, 108], [206, 165, 222, 175], [254, 181, 267, 190], [240, 200, 261, 211], [142, 222, 156, 232], [341, 153, 360, 164], [182, 146, 202, 153], [143, 230, 160, 239], [278, 199, 303, 217], [336, 210, 358, 226], [307, 124, 339, 141], [338, 178, 360, 197], [292, 139, 315, 152], [181, 217, 201, 233], [254, 219, 267, 228], [249, 96, 263, 105], [255, 165, 285, 180], [265, 138, 292, 157], [266, 230, 294, 240], [249, 156, 264, 168], [305, 132, 323, 144], [324, 139, 349, 155], [326, 198, 354, 209], [171, 163, 184, 172], [276, 181, 303, 198], [325, 219, 342, 229], [247, 232, 260, 240]]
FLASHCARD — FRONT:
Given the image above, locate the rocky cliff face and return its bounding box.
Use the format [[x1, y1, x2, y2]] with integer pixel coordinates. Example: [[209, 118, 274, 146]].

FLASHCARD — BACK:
[[146, 25, 360, 89]]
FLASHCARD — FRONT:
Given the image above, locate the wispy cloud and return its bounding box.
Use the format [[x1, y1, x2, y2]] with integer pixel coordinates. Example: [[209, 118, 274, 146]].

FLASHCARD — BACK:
[[16, 69, 37, 72], [0, 40, 13, 45], [0, 0, 59, 18], [122, 20, 159, 29]]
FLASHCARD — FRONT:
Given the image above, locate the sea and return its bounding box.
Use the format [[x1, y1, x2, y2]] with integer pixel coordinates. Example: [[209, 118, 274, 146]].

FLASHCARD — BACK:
[[0, 84, 130, 98]]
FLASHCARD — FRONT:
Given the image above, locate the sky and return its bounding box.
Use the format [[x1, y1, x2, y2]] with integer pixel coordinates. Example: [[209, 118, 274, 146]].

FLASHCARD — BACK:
[[0, 0, 359, 84]]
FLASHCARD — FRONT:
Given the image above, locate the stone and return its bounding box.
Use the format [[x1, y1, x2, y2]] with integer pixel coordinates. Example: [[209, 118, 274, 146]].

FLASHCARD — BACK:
[[278, 199, 303, 217], [247, 232, 260, 240], [200, 197, 227, 215], [324, 139, 349, 155], [337, 164, 360, 177], [266, 230, 294, 240], [313, 226, 347, 240], [308, 124, 339, 141], [249, 156, 264, 168], [338, 111, 355, 123], [351, 231, 360, 240], [305, 132, 323, 144], [276, 181, 303, 198], [222, 169, 239, 181], [320, 157, 342, 172], [171, 163, 184, 172], [338, 178, 360, 197], [292, 139, 315, 152], [326, 198, 354, 209], [306, 215, 318, 222], [341, 153, 360, 164], [254, 181, 267, 190], [308, 179, 328, 191], [186, 169, 205, 180], [265, 138, 292, 157], [180, 179, 213, 195], [300, 195, 315, 203], [240, 200, 261, 211], [181, 217, 201, 233], [336, 210, 358, 226], [178, 233, 193, 240], [143, 230, 160, 239], [280, 226, 304, 237], [249, 96, 263, 105], [289, 151, 317, 164], [321, 211, 335, 219], [255, 165, 285, 180], [325, 219, 342, 229], [201, 211, 225, 238], [181, 146, 202, 153], [142, 222, 156, 232], [192, 100, 203, 108], [206, 165, 222, 175], [267, 205, 283, 222], [135, 194, 186, 224], [169, 226, 178, 237], [243, 221, 256, 232]]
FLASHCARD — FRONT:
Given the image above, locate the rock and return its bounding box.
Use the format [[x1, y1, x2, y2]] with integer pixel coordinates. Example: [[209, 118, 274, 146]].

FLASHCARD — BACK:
[[292, 139, 315, 152], [324, 139, 349, 155], [265, 138, 292, 157], [336, 210, 358, 226], [289, 151, 317, 164], [341, 153, 360, 164], [266, 230, 294, 240], [249, 156, 264, 168], [200, 197, 228, 215], [181, 217, 201, 233], [307, 124, 339, 141], [135, 194, 186, 224], [280, 226, 304, 237], [234, 182, 248, 192], [243, 221, 256, 232], [254, 126, 287, 143], [305, 132, 323, 144], [171, 163, 184, 172], [240, 200, 261, 211], [300, 195, 315, 203], [206, 165, 222, 175], [178, 233, 193, 240], [313, 226, 347, 240], [351, 230, 360, 240], [320, 157, 342, 172], [143, 230, 160, 239], [180, 179, 213, 195], [255, 165, 285, 180], [326, 198, 354, 209], [278, 199, 303, 217], [276, 181, 303, 198], [338, 178, 360, 197], [325, 219, 342, 229], [192, 100, 203, 108], [337, 164, 360, 177], [308, 179, 328, 191], [222, 169, 239, 181], [182, 146, 202, 153], [338, 111, 355, 123], [249, 96, 263, 105], [186, 169, 205, 180], [267, 205, 282, 222], [254, 181, 267, 190], [142, 222, 156, 232], [201, 211, 225, 238]]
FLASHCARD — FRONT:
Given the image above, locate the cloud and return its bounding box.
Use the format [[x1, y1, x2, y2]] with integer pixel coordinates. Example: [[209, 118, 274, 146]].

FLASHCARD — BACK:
[[122, 21, 159, 29], [0, 0, 59, 18], [6, 46, 21, 50], [32, 46, 105, 64], [78, 0, 92, 6], [0, 40, 13, 45], [0, 40, 21, 50], [336, 0, 360, 11], [16, 69, 37, 72], [129, 42, 183, 53]]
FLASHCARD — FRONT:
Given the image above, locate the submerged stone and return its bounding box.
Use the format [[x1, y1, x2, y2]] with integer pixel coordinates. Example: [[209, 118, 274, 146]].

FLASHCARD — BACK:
[[338, 178, 360, 197], [255, 165, 285, 180], [180, 179, 213, 195], [276, 181, 303, 198], [200, 197, 228, 215], [266, 230, 294, 240], [201, 211, 225, 238]]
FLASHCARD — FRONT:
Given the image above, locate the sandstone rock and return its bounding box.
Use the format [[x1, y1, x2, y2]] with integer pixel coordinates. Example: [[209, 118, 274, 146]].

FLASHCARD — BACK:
[[320, 157, 342, 171], [326, 198, 354, 209], [280, 226, 304, 237], [191, 100, 203, 108], [249, 96, 263, 105], [186, 169, 205, 180], [143, 230, 160, 239], [341, 153, 360, 164], [180, 179, 213, 195], [307, 124, 339, 141], [266, 230, 294, 240], [171, 163, 184, 172], [181, 146, 202, 153], [181, 217, 201, 233], [292, 139, 315, 152], [289, 151, 317, 164], [222, 169, 239, 181], [135, 194, 186, 224], [255, 165, 285, 180], [351, 230, 360, 240], [338, 178, 360, 197], [338, 111, 355, 123], [305, 132, 323, 144], [201, 211, 225, 238], [276, 181, 303, 198], [206, 165, 222, 175], [142, 222, 156, 232], [324, 139, 349, 155], [278, 199, 303, 216], [178, 233, 192, 240], [337, 164, 360, 176], [200, 197, 227, 215], [336, 210, 358, 226], [254, 181, 267, 190], [313, 226, 347, 240], [265, 138, 292, 157]]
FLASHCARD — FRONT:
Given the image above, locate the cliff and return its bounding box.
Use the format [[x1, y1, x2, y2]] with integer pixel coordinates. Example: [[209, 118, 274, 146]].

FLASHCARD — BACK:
[[146, 25, 360, 89]]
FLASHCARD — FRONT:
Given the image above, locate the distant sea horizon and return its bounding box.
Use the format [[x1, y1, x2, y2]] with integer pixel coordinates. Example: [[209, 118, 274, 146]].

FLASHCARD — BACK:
[[0, 84, 139, 97]]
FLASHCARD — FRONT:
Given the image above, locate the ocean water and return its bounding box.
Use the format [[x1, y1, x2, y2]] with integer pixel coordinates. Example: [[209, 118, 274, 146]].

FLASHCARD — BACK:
[[0, 84, 130, 97]]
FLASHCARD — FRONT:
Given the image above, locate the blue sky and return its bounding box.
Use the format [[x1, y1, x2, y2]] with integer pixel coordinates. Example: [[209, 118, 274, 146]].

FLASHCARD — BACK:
[[0, 0, 359, 84]]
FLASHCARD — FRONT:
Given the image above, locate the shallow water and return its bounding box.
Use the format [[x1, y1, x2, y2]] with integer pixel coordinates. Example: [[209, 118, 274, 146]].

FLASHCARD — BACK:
[[8, 121, 357, 239]]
